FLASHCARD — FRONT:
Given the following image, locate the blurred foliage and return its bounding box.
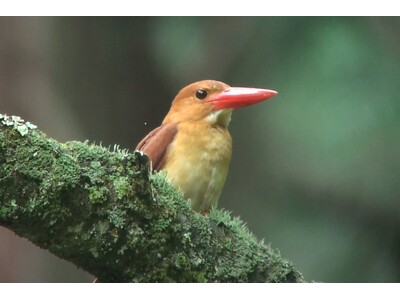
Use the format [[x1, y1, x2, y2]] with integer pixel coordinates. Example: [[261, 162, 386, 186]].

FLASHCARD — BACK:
[[0, 16, 399, 282]]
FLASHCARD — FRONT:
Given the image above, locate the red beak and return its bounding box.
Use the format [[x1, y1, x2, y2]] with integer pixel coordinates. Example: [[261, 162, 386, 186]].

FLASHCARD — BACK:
[[205, 87, 278, 110]]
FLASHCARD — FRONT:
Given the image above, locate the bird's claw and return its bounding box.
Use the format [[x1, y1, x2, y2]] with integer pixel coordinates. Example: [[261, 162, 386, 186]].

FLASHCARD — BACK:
[[133, 150, 152, 172]]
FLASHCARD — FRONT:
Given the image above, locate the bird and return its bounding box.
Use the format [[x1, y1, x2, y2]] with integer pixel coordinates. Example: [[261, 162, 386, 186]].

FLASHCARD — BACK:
[[136, 80, 277, 214]]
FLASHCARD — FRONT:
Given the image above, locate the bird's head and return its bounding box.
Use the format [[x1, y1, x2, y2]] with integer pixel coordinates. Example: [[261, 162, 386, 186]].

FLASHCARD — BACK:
[[163, 80, 277, 128]]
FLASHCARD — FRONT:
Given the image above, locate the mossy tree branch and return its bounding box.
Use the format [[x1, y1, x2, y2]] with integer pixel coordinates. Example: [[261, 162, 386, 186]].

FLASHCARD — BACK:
[[0, 114, 303, 282]]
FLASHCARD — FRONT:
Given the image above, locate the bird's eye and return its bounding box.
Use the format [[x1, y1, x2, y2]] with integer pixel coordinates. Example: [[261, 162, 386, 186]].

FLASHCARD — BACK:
[[195, 90, 208, 100]]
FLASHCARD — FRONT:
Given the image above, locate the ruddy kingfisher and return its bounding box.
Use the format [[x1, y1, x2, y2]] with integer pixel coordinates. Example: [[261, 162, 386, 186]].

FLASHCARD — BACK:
[[136, 80, 277, 214]]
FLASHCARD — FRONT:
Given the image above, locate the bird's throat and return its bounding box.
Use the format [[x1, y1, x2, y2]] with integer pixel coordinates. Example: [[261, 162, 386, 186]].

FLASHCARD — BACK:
[[206, 109, 233, 128]]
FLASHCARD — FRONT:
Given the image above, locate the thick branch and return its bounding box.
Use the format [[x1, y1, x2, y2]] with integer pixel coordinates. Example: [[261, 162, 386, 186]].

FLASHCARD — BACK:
[[0, 114, 303, 282]]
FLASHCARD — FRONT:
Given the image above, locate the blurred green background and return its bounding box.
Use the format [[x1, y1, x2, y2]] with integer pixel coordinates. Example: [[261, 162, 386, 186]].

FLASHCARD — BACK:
[[0, 16, 399, 282]]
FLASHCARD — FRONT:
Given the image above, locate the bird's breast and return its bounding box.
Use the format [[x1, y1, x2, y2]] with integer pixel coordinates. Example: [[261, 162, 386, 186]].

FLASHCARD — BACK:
[[163, 122, 232, 212]]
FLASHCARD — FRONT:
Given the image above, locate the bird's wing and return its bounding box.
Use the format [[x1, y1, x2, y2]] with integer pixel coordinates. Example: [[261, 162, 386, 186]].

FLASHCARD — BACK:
[[135, 122, 178, 171]]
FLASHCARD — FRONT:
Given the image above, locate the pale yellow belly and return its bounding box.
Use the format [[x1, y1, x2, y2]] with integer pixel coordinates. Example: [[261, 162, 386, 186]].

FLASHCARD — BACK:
[[164, 123, 232, 212]]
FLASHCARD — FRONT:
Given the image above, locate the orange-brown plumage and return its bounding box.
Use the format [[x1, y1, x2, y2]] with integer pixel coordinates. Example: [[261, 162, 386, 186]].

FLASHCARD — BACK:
[[136, 80, 277, 214]]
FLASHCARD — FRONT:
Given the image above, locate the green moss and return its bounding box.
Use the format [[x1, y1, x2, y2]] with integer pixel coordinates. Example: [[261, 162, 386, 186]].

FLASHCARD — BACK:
[[113, 177, 130, 200], [88, 186, 109, 204]]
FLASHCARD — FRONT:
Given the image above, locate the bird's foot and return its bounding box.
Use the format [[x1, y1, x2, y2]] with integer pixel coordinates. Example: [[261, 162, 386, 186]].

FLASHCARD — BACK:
[[133, 150, 152, 172]]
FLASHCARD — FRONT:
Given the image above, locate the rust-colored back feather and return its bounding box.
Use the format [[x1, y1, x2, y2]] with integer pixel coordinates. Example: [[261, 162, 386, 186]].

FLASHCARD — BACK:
[[135, 122, 178, 171]]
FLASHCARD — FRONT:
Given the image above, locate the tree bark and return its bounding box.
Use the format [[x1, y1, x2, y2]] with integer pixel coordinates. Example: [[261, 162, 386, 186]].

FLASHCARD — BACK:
[[0, 114, 304, 282]]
